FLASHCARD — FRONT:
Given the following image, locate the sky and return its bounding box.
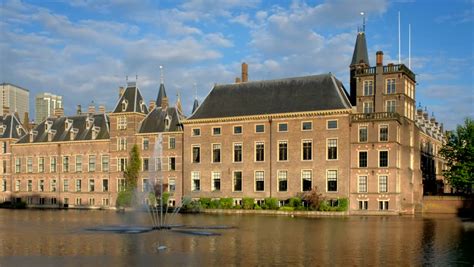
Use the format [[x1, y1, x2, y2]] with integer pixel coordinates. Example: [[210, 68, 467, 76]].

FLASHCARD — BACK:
[[0, 0, 472, 129]]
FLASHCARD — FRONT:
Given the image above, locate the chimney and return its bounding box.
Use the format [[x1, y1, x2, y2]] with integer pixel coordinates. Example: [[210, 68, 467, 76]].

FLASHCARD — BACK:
[[54, 107, 64, 117], [88, 102, 95, 114], [76, 105, 82, 115], [119, 86, 125, 97], [376, 51, 384, 66], [149, 100, 156, 110], [98, 105, 106, 113], [241, 62, 248, 82], [235, 77, 241, 83], [23, 112, 30, 131]]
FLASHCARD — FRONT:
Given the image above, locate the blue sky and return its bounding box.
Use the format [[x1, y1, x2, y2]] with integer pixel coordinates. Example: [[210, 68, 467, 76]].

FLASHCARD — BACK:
[[0, 0, 472, 129]]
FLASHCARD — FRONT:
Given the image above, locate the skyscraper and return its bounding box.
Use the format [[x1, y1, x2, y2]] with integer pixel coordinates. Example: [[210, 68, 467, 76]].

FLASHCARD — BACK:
[[35, 92, 63, 123], [0, 83, 30, 122]]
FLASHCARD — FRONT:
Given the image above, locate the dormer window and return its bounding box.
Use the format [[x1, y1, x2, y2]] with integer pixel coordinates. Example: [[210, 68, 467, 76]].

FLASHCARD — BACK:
[[45, 120, 53, 132], [48, 129, 57, 142], [29, 130, 37, 143], [140, 100, 145, 113], [164, 115, 171, 131], [16, 125, 23, 136], [92, 126, 100, 140], [0, 124, 5, 135], [70, 128, 78, 141], [121, 99, 128, 112], [86, 117, 94, 129], [65, 119, 73, 131]]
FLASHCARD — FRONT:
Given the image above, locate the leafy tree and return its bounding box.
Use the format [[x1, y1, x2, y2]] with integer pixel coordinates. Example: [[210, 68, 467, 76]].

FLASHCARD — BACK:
[[124, 144, 141, 191], [439, 118, 474, 193], [299, 186, 324, 210]]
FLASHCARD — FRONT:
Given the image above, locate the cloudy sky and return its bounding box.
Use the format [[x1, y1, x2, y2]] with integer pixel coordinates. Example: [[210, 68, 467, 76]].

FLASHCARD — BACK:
[[0, 0, 472, 129]]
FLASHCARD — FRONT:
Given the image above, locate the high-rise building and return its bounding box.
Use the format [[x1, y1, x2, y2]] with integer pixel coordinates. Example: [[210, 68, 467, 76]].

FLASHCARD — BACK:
[[0, 83, 30, 122], [35, 92, 63, 123]]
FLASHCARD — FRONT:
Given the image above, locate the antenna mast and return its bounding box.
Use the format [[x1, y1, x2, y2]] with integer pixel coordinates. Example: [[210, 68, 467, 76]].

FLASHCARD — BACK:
[[159, 65, 164, 84], [398, 11, 401, 64], [409, 23, 411, 69]]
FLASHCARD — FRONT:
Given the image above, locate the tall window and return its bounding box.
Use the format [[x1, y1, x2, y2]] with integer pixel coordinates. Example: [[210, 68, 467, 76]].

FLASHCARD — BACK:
[[364, 80, 374, 95], [38, 180, 44, 192], [27, 157, 33, 173], [234, 143, 242, 162], [363, 102, 374, 113], [327, 170, 338, 192], [63, 156, 69, 172], [302, 140, 312, 160], [379, 201, 389, 210], [359, 200, 368, 210], [15, 158, 21, 173], [118, 179, 125, 192], [63, 179, 69, 192], [386, 100, 396, 113], [302, 170, 312, 191], [379, 125, 389, 141], [118, 158, 127, 172], [51, 179, 57, 192], [278, 141, 288, 161], [191, 171, 200, 191], [143, 158, 149, 171], [50, 157, 57, 173], [359, 151, 368, 168], [75, 155, 82, 172], [212, 172, 221, 191], [192, 145, 201, 163], [2, 142, 6, 153], [118, 137, 127, 151], [117, 116, 127, 130], [38, 157, 45, 173], [233, 171, 242, 192], [143, 138, 149, 150], [327, 139, 338, 160], [278, 170, 287, 192], [359, 126, 368, 142], [169, 157, 176, 171], [386, 79, 396, 94], [169, 137, 176, 149], [168, 178, 176, 192], [15, 180, 20, 191], [255, 142, 264, 162], [102, 155, 109, 172], [212, 144, 221, 163], [2, 160, 6, 174], [102, 179, 109, 192], [27, 180, 32, 192], [379, 151, 389, 167], [89, 155, 96, 172], [75, 179, 81, 192], [1, 179, 6, 192], [358, 176, 368, 193], [379, 176, 388, 192], [255, 171, 264, 191], [89, 179, 95, 192], [142, 179, 150, 192]]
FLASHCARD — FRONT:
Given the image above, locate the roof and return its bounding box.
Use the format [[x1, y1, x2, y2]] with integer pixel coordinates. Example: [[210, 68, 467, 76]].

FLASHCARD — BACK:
[[156, 83, 167, 107], [188, 73, 352, 120], [139, 107, 185, 133], [351, 32, 370, 66], [0, 114, 27, 139], [112, 83, 149, 114], [192, 99, 199, 114], [17, 113, 110, 143]]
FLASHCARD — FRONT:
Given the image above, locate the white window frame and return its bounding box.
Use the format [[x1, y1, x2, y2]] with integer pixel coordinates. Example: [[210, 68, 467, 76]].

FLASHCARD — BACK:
[[326, 119, 338, 130], [255, 141, 265, 162], [301, 121, 313, 131], [233, 142, 243, 163], [326, 138, 338, 161], [358, 125, 368, 143], [254, 170, 265, 192], [232, 170, 243, 192], [358, 150, 368, 168], [191, 127, 201, 137], [277, 140, 288, 162], [326, 169, 338, 193], [301, 169, 312, 192], [378, 150, 389, 168], [277, 170, 288, 192], [378, 175, 388, 193], [301, 139, 313, 161], [255, 124, 265, 133], [212, 126, 222, 136], [233, 125, 243, 135], [358, 175, 368, 193], [379, 125, 389, 142], [277, 122, 288, 132]]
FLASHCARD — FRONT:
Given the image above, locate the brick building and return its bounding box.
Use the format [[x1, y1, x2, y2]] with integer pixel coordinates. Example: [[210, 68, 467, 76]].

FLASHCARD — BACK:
[[0, 28, 446, 214]]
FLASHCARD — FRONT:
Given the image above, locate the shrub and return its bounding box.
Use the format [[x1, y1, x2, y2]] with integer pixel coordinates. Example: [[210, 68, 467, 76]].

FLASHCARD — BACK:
[[199, 198, 211, 209], [336, 198, 349, 211], [242, 198, 255, 210], [219, 198, 234, 209], [279, 206, 295, 211], [116, 190, 133, 207], [254, 204, 262, 210], [209, 199, 220, 209], [318, 198, 349, 212], [288, 197, 303, 208], [234, 204, 242, 209], [263, 197, 279, 210], [181, 198, 202, 213], [299, 187, 324, 210]]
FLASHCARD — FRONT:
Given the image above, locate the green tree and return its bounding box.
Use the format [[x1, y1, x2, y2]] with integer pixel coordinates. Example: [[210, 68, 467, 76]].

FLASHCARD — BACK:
[[440, 118, 474, 193], [116, 144, 141, 207]]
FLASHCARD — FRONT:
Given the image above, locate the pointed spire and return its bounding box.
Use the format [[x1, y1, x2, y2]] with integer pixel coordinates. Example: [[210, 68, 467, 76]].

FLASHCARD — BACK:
[[192, 98, 199, 114], [176, 91, 183, 114], [351, 32, 370, 66], [156, 66, 168, 108]]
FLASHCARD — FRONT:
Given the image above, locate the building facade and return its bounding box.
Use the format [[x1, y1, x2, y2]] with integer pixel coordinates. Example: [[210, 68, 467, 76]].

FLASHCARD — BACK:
[[0, 83, 30, 122], [35, 92, 63, 123]]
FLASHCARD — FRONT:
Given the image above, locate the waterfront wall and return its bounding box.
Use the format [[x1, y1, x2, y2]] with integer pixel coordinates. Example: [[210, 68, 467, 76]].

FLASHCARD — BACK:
[[422, 196, 473, 214]]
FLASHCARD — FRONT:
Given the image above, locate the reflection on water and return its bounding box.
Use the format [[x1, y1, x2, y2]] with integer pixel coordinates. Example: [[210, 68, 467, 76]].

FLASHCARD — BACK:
[[0, 210, 472, 266]]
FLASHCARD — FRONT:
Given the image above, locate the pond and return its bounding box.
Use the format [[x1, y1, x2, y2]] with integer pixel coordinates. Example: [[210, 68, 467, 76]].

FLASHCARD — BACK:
[[0, 209, 472, 266]]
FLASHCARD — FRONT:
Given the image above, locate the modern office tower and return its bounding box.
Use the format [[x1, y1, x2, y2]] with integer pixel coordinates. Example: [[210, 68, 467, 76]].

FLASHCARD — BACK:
[[35, 92, 63, 123], [0, 83, 30, 122]]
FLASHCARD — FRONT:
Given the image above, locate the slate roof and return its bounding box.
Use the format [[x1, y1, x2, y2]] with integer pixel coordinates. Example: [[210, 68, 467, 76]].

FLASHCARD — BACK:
[[192, 99, 199, 114], [351, 32, 370, 66], [17, 113, 110, 143], [156, 83, 167, 107], [139, 107, 185, 133], [188, 73, 352, 120], [113, 82, 149, 114], [0, 114, 27, 139]]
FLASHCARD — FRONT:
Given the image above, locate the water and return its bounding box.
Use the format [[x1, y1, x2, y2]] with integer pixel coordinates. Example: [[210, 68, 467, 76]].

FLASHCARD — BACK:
[[0, 209, 473, 266]]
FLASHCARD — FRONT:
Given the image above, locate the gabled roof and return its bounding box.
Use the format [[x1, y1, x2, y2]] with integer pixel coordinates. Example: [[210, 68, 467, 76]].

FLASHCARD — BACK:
[[139, 107, 185, 133], [351, 32, 370, 66], [188, 73, 352, 120], [112, 83, 149, 114], [0, 114, 27, 139], [17, 113, 110, 143], [156, 83, 167, 107]]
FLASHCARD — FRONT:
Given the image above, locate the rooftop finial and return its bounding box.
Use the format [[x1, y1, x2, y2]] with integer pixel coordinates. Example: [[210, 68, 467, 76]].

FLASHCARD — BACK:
[[360, 11, 365, 33], [159, 65, 164, 84]]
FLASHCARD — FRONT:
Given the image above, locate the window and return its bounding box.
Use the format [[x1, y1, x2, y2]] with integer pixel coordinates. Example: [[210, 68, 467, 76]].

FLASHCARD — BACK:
[[212, 172, 221, 191], [212, 127, 221, 135], [192, 128, 201, 136], [142, 178, 150, 192], [379, 151, 389, 167], [143, 138, 149, 150], [278, 170, 287, 192], [27, 180, 32, 192], [118, 179, 125, 192], [51, 179, 57, 192], [358, 176, 368, 193], [192, 145, 200, 163], [302, 121, 312, 131], [27, 157, 33, 173], [63, 179, 69, 192], [379, 125, 389, 142], [379, 175, 388, 192], [278, 123, 288, 132], [363, 80, 374, 95], [302, 140, 312, 161], [255, 124, 264, 133], [2, 160, 6, 173], [118, 158, 127, 172], [143, 158, 149, 171], [15, 158, 21, 173], [1, 179, 6, 192], [155, 158, 162, 171], [118, 137, 127, 151], [38, 157, 45, 173], [15, 180, 20, 191], [255, 171, 264, 192], [191, 171, 200, 191], [234, 143, 242, 162], [168, 178, 176, 192], [102, 179, 109, 192], [363, 102, 374, 113], [89, 179, 95, 192], [386, 79, 396, 94], [102, 198, 109, 206], [75, 156, 82, 172], [89, 198, 95, 206], [278, 141, 288, 161], [89, 155, 96, 172], [76, 198, 82, 206], [255, 142, 264, 162], [76, 179, 81, 192], [327, 170, 338, 192], [327, 139, 338, 160], [359, 126, 368, 142], [169, 157, 176, 171], [233, 126, 242, 134], [302, 170, 312, 191], [379, 201, 389, 210], [233, 171, 242, 192], [63, 156, 69, 172], [359, 151, 368, 168], [169, 137, 176, 149], [50, 157, 57, 173], [2, 142, 6, 153], [327, 120, 338, 129], [102, 155, 109, 172], [212, 144, 221, 163], [386, 100, 396, 113], [359, 200, 368, 210], [117, 116, 127, 130]]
